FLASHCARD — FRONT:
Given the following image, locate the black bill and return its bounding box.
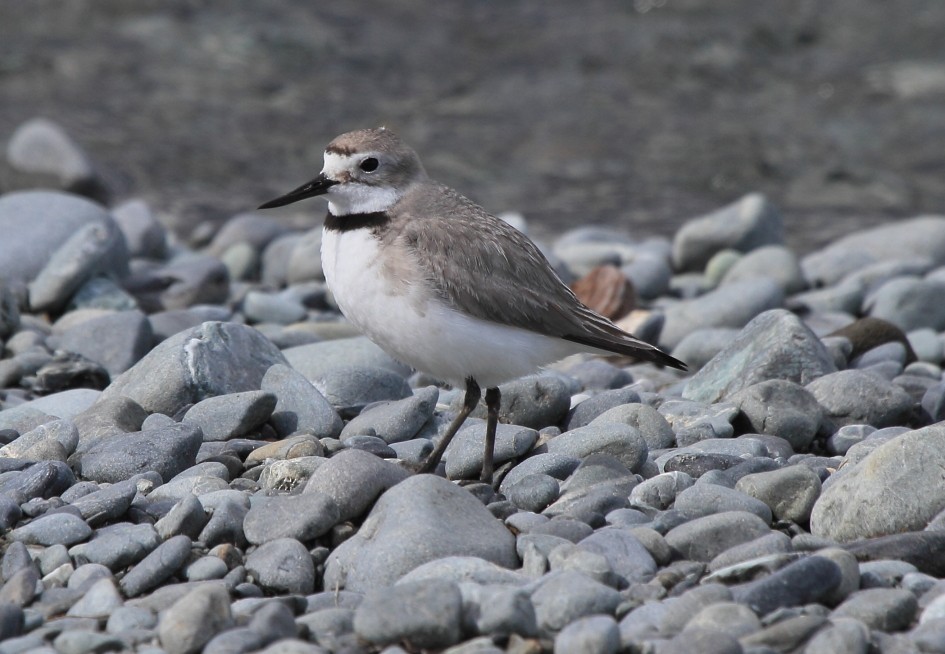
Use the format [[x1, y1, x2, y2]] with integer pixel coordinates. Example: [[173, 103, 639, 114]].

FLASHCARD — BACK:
[[258, 173, 338, 209]]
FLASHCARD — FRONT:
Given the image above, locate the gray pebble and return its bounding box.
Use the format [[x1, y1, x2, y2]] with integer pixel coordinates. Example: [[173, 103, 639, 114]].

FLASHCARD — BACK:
[[0, 567, 39, 607], [445, 422, 538, 480], [684, 601, 761, 639], [120, 535, 192, 598], [243, 290, 307, 325], [664, 511, 771, 562], [185, 556, 229, 582], [76, 422, 202, 483], [554, 614, 620, 654], [507, 474, 560, 513], [720, 244, 805, 293], [675, 483, 772, 522], [147, 305, 232, 342], [52, 630, 126, 654], [343, 434, 396, 457], [683, 309, 837, 404], [28, 218, 128, 313], [198, 497, 248, 549], [729, 379, 823, 451], [324, 474, 517, 592], [911, 617, 945, 653], [65, 478, 138, 526], [69, 523, 160, 571], [282, 336, 410, 379], [457, 374, 572, 429], [111, 198, 166, 259], [564, 388, 641, 431], [261, 363, 343, 439], [810, 423, 945, 541], [106, 605, 156, 633], [353, 579, 463, 649], [735, 465, 821, 524], [541, 423, 647, 473], [530, 570, 621, 633], [10, 512, 91, 546], [340, 386, 437, 444], [826, 423, 876, 456], [499, 453, 581, 495], [50, 310, 152, 377], [589, 402, 676, 451], [732, 555, 841, 615], [157, 583, 233, 654], [0, 460, 75, 504], [243, 492, 340, 545], [245, 538, 315, 594], [630, 472, 694, 510], [672, 193, 782, 273], [100, 321, 286, 416], [807, 369, 914, 431], [562, 359, 633, 391], [661, 278, 785, 350], [672, 328, 740, 370], [707, 532, 794, 573], [866, 277, 945, 332], [578, 527, 656, 584], [314, 364, 412, 417], [0, 418, 79, 459], [463, 584, 537, 639], [182, 390, 277, 441], [831, 587, 918, 631], [303, 448, 409, 522], [65, 577, 123, 618]]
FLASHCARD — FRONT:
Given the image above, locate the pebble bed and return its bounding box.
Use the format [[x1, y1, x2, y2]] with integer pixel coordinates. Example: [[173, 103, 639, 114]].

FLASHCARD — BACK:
[[3, 120, 945, 653]]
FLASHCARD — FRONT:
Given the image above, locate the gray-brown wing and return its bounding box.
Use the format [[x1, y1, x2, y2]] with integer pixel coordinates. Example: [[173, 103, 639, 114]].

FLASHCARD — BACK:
[[398, 183, 686, 370]]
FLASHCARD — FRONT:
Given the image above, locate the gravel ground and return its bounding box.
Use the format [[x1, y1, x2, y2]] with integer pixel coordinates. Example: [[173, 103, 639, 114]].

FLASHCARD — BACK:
[[2, 137, 945, 651]]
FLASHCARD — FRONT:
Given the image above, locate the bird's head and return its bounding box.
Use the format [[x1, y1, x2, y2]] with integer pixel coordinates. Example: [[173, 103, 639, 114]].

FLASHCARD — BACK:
[[258, 127, 426, 215]]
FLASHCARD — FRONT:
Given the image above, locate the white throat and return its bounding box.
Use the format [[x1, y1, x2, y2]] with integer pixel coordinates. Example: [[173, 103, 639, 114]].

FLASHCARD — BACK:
[[326, 185, 400, 216], [321, 151, 401, 215]]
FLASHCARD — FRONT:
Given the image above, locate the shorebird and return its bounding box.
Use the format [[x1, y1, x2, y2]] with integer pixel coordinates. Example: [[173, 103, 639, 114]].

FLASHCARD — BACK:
[[260, 128, 685, 483]]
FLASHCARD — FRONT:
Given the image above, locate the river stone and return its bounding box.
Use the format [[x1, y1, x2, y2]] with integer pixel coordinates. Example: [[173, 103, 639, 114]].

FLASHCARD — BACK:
[[735, 465, 822, 524], [672, 193, 783, 272], [664, 511, 771, 562], [303, 448, 409, 521], [353, 579, 463, 650], [323, 474, 518, 592], [683, 309, 837, 403], [99, 321, 288, 416], [806, 369, 914, 430], [28, 217, 129, 313], [461, 375, 572, 429], [802, 216, 945, 285], [0, 191, 117, 284], [541, 423, 648, 473], [728, 379, 823, 450], [76, 422, 202, 483], [810, 423, 945, 541], [50, 310, 153, 377], [660, 278, 785, 350], [720, 244, 805, 293]]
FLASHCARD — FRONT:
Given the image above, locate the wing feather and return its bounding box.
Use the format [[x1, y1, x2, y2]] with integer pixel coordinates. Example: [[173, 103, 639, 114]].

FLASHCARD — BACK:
[[395, 182, 686, 370]]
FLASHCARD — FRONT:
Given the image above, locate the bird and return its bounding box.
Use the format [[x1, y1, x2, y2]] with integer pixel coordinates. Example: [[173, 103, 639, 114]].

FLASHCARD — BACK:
[[259, 128, 685, 483]]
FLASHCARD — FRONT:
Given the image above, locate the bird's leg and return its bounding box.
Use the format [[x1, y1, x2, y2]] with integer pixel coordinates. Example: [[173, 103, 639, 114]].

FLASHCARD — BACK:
[[480, 387, 501, 484], [418, 377, 480, 474]]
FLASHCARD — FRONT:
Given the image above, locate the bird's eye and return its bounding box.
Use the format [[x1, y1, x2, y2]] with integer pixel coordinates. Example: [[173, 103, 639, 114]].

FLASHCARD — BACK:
[[359, 157, 379, 172]]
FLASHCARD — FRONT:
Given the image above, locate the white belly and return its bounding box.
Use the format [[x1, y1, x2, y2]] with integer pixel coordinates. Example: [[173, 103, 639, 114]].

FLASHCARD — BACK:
[[321, 227, 579, 388]]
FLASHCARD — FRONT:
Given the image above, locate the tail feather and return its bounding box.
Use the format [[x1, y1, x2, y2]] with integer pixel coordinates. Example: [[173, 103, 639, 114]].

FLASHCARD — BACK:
[[562, 332, 687, 371]]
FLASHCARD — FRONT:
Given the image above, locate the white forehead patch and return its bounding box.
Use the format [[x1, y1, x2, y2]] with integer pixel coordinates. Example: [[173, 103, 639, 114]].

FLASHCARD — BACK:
[[321, 151, 358, 179]]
